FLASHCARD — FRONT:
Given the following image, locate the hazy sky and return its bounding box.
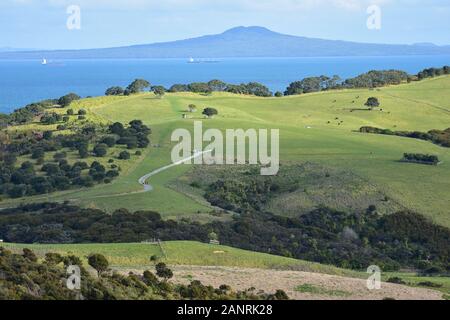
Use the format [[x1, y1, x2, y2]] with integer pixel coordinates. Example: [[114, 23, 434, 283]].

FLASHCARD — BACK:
[[1, 0, 449, 49]]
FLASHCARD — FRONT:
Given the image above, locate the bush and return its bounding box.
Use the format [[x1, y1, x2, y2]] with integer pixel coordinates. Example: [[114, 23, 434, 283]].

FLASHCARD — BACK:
[[118, 151, 131, 160], [202, 108, 218, 118], [105, 86, 125, 96], [101, 136, 116, 147], [93, 144, 108, 157], [88, 254, 109, 276], [387, 277, 406, 285], [31, 148, 45, 159], [155, 263, 173, 281], [58, 93, 80, 107]]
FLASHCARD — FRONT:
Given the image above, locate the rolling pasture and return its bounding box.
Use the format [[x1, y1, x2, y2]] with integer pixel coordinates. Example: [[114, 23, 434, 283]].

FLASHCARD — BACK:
[[3, 76, 450, 226]]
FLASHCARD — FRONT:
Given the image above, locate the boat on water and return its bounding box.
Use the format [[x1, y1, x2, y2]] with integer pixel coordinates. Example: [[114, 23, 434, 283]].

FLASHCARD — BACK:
[[41, 58, 47, 65], [187, 57, 219, 64]]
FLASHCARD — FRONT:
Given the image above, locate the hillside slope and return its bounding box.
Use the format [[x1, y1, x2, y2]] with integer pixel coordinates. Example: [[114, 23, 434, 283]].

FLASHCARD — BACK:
[[2, 77, 450, 226]]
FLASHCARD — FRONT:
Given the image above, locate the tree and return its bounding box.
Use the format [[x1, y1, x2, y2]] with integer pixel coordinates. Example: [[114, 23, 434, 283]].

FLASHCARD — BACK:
[[109, 122, 125, 135], [274, 91, 283, 97], [208, 79, 227, 92], [202, 108, 218, 118], [88, 254, 109, 276], [245, 82, 272, 97], [208, 231, 218, 242], [78, 109, 87, 115], [152, 86, 166, 98], [188, 82, 212, 94], [118, 151, 131, 160], [105, 86, 125, 96], [155, 262, 173, 281], [58, 93, 80, 107], [67, 109, 74, 115], [101, 136, 116, 147], [43, 131, 53, 140], [31, 148, 45, 159], [22, 248, 38, 262], [78, 143, 89, 158], [188, 104, 197, 113], [126, 79, 151, 94], [365, 97, 380, 109], [93, 143, 108, 157], [45, 252, 63, 266]]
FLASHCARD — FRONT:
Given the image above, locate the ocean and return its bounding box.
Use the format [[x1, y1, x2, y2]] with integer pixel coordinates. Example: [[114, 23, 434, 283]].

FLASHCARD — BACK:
[[1, 55, 449, 114]]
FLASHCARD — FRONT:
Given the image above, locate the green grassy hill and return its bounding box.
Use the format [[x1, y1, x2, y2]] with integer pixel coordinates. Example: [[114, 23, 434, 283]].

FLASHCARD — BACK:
[[0, 241, 356, 276], [3, 76, 450, 226]]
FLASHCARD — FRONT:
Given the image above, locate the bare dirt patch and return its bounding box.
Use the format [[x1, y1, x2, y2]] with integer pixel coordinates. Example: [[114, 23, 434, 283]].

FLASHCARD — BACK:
[[168, 265, 442, 300]]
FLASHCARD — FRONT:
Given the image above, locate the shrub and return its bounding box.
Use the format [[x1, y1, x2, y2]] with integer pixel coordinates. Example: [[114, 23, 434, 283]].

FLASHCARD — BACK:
[[387, 277, 406, 285], [93, 144, 108, 157], [118, 151, 131, 160], [88, 254, 109, 276], [58, 93, 80, 107]]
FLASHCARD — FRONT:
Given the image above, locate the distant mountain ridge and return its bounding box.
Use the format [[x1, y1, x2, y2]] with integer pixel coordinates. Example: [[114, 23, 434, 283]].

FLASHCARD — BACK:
[[1, 26, 450, 59]]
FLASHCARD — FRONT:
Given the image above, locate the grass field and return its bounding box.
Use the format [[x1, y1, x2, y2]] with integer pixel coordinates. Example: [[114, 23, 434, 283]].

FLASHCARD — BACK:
[[2, 76, 450, 226], [3, 241, 447, 297], [0, 241, 357, 277]]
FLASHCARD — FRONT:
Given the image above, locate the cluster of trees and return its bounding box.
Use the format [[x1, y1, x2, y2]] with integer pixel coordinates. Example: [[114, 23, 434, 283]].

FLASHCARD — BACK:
[[1, 202, 448, 273], [105, 79, 273, 97], [284, 66, 450, 97], [58, 93, 81, 107], [284, 70, 409, 96], [284, 75, 341, 95], [401, 153, 440, 165], [343, 70, 409, 88], [0, 118, 151, 199], [105, 79, 151, 96], [1, 92, 83, 126], [3, 99, 56, 125], [108, 120, 151, 149], [200, 81, 261, 96], [417, 66, 450, 80], [106, 81, 167, 98], [0, 156, 119, 198], [0, 247, 286, 300], [360, 126, 450, 148]]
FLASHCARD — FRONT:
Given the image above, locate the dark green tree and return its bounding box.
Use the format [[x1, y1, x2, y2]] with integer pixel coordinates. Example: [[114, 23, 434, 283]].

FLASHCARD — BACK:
[[88, 254, 109, 277], [58, 93, 80, 107], [105, 86, 125, 96], [126, 79, 151, 94], [155, 262, 173, 281], [202, 108, 218, 118], [93, 144, 108, 157], [365, 97, 380, 109]]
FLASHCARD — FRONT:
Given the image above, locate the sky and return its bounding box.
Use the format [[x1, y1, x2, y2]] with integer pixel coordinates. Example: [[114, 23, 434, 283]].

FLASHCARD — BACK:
[[0, 0, 449, 50]]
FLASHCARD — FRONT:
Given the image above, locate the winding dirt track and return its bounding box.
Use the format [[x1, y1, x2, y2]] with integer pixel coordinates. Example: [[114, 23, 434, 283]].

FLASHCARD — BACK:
[[138, 150, 212, 191]]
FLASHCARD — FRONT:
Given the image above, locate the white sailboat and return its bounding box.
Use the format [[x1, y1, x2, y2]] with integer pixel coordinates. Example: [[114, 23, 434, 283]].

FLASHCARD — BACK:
[[41, 58, 47, 65], [188, 57, 195, 63]]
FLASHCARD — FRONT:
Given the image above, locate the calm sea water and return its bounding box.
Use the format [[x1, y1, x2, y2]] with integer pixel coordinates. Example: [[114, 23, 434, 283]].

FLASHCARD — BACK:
[[1, 56, 449, 114]]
